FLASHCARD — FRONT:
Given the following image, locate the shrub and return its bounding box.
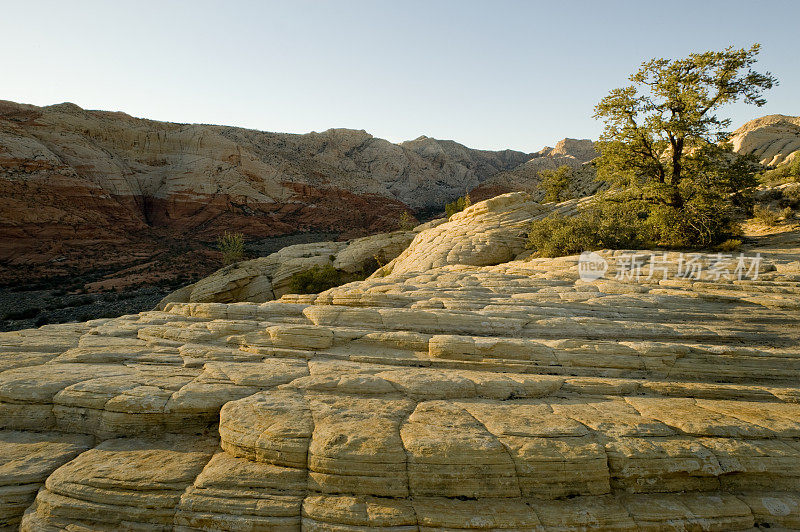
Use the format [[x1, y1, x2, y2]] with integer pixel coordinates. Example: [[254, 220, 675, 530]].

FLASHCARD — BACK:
[[753, 204, 781, 226], [288, 257, 385, 295], [217, 232, 245, 265], [398, 211, 416, 231], [526, 214, 597, 257], [527, 199, 653, 257], [539, 165, 574, 203], [527, 191, 741, 257], [781, 206, 795, 221], [715, 239, 743, 252], [288, 265, 340, 294], [784, 185, 800, 204], [445, 194, 472, 218]]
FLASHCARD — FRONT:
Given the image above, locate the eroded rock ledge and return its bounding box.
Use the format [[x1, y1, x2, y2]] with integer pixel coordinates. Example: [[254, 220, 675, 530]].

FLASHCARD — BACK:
[[2, 193, 800, 530]]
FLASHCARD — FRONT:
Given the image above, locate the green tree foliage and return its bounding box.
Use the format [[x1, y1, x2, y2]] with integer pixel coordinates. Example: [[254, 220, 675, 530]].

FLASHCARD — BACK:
[[539, 165, 574, 202], [594, 44, 776, 195], [530, 43, 779, 254], [217, 232, 245, 265], [445, 194, 472, 218]]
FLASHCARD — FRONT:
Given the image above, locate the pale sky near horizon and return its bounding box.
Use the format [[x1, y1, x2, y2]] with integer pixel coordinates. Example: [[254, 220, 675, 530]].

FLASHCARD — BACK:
[[1, 0, 798, 152]]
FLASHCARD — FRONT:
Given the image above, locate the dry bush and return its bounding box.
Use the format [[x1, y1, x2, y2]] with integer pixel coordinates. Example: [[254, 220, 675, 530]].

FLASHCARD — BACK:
[[753, 205, 781, 226], [217, 232, 245, 265]]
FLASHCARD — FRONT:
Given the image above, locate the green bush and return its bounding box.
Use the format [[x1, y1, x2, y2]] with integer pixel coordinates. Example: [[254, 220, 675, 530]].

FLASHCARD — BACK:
[[526, 214, 594, 257], [784, 185, 800, 204], [288, 264, 343, 294], [526, 191, 741, 257], [539, 165, 574, 203], [445, 194, 472, 218], [287, 258, 384, 295], [217, 232, 245, 265], [527, 199, 652, 257]]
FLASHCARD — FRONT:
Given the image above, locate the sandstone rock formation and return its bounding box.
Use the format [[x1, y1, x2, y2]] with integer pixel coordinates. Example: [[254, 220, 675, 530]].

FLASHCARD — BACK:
[[470, 138, 601, 202], [0, 100, 607, 291], [0, 100, 532, 286], [1, 193, 799, 530], [376, 192, 584, 276], [159, 227, 427, 307], [730, 114, 800, 167]]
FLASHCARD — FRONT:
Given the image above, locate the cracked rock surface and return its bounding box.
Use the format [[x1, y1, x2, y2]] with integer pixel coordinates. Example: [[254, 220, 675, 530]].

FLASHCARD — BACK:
[[2, 192, 800, 530]]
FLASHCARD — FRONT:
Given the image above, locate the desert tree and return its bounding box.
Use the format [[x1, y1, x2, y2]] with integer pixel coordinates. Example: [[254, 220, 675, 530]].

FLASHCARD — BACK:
[[539, 165, 574, 203], [594, 44, 776, 207], [528, 45, 779, 255]]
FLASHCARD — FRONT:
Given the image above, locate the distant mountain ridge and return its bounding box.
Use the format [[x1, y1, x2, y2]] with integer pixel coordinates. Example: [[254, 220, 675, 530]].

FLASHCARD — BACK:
[[471, 138, 600, 202], [0, 100, 571, 286], [0, 99, 795, 289]]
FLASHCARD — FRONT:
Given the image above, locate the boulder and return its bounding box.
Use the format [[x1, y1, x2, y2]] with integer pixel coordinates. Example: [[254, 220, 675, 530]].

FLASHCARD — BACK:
[[158, 229, 421, 306]]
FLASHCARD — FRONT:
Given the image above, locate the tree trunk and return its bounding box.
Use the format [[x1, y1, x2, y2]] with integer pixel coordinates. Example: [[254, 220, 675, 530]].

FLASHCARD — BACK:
[[670, 137, 684, 185]]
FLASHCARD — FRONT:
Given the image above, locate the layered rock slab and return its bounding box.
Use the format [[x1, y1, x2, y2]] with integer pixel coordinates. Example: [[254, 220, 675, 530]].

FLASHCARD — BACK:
[[3, 194, 800, 529], [0, 431, 92, 530]]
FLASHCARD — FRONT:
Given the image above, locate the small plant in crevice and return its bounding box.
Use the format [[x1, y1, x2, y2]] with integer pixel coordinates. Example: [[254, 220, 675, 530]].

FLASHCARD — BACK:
[[217, 232, 245, 265]]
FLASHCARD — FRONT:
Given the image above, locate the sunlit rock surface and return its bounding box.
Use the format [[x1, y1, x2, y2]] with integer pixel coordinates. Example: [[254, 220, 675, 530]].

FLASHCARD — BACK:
[[158, 227, 428, 307], [2, 193, 800, 530], [730, 114, 800, 167]]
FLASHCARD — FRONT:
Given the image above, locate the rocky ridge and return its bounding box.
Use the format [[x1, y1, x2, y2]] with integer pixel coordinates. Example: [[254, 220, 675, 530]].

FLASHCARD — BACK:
[[0, 100, 539, 287], [3, 100, 797, 297], [158, 192, 585, 307], [1, 192, 800, 530], [159, 226, 434, 307], [730, 114, 800, 167], [731, 115, 800, 167], [469, 138, 601, 202]]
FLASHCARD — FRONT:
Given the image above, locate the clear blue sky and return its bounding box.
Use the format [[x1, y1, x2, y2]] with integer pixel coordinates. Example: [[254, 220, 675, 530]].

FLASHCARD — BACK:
[[1, 0, 798, 152]]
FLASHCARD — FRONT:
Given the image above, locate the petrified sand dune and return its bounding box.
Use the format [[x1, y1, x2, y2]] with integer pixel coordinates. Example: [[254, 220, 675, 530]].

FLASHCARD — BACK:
[[730, 114, 800, 167], [2, 193, 800, 530], [159, 227, 428, 307], [0, 99, 538, 284], [376, 192, 584, 276]]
